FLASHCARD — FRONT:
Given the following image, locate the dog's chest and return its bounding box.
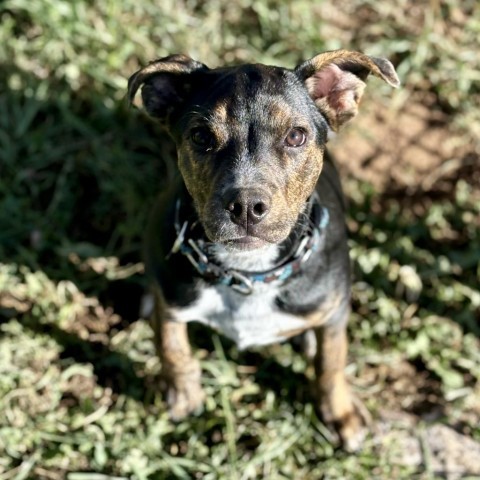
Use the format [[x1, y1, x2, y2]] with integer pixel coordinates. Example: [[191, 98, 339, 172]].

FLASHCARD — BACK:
[[171, 282, 305, 349]]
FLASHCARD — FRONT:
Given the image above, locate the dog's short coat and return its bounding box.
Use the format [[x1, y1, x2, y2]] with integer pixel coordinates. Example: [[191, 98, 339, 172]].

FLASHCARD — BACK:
[[128, 50, 399, 451]]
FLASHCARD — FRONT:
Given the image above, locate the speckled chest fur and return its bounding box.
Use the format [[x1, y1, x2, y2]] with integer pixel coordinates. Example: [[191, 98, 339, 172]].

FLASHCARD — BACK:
[[168, 244, 306, 349]]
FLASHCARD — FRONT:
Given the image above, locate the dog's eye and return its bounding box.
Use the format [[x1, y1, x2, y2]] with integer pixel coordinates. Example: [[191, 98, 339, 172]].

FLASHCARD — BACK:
[[285, 128, 306, 148], [190, 127, 214, 150]]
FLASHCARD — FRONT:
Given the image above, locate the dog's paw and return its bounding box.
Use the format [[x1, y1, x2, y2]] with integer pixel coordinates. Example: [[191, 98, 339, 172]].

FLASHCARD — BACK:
[[334, 402, 368, 453], [319, 393, 370, 452], [161, 361, 205, 421], [165, 381, 205, 421]]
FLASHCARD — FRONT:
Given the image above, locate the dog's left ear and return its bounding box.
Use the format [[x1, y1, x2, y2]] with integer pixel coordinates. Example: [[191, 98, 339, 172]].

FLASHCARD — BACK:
[[127, 54, 208, 124], [295, 50, 400, 132]]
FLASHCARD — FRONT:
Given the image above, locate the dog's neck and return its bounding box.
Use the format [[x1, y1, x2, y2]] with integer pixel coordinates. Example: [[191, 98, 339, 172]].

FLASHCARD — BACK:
[[209, 243, 280, 272], [175, 186, 318, 276], [195, 201, 313, 273], [168, 190, 327, 295]]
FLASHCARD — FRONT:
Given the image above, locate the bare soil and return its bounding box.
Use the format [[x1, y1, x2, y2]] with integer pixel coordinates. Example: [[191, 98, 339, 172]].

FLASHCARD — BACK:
[[330, 94, 478, 195], [375, 409, 480, 479]]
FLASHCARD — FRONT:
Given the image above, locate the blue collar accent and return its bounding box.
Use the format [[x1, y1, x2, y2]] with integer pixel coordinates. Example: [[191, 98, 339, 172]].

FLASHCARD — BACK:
[[168, 194, 329, 295]]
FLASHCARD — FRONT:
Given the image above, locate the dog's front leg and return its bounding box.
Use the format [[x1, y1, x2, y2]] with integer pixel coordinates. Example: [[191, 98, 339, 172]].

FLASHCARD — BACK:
[[313, 321, 367, 452], [152, 289, 205, 420]]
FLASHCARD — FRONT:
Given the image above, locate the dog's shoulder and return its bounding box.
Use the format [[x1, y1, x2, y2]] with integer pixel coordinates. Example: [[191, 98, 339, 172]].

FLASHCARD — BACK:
[[144, 178, 201, 306]]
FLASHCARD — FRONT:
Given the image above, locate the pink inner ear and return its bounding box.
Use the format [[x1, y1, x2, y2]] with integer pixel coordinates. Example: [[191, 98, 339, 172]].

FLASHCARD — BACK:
[[307, 64, 343, 99], [306, 64, 366, 113]]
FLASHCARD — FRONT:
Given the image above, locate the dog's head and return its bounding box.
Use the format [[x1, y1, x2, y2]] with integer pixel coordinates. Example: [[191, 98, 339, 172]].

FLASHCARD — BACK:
[[128, 50, 399, 251]]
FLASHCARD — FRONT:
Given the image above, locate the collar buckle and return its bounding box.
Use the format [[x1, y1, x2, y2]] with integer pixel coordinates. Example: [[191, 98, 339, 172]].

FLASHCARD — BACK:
[[229, 271, 254, 295]]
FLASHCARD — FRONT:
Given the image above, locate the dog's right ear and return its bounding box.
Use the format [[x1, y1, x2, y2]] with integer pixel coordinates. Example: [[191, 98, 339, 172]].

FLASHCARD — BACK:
[[295, 50, 399, 132], [127, 54, 208, 123]]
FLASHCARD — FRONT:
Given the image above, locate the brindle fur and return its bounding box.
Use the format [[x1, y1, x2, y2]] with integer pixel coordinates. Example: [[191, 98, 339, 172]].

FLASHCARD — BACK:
[[152, 287, 204, 420], [128, 50, 399, 452]]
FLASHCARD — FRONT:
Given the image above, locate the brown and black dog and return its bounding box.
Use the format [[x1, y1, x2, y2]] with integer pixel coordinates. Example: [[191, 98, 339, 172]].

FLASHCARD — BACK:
[[128, 50, 399, 451]]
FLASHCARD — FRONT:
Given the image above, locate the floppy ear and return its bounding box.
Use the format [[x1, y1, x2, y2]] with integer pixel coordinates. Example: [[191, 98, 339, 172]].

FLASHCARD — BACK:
[[127, 54, 208, 123], [295, 50, 400, 132]]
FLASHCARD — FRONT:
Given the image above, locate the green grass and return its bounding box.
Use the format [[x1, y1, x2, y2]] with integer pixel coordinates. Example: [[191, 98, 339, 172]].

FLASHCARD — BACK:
[[1, 1, 479, 478]]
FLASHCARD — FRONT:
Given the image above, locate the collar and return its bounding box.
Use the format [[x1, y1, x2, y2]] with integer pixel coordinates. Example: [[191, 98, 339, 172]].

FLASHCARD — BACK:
[[167, 193, 329, 295]]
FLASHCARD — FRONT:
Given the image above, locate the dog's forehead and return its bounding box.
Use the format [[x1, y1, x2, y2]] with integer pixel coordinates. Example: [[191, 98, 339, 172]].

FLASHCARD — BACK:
[[193, 63, 305, 117], [211, 63, 293, 92]]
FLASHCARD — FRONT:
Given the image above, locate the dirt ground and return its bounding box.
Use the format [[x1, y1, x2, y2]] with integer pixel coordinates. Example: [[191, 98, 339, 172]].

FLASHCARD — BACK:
[[330, 93, 478, 195], [375, 408, 480, 478]]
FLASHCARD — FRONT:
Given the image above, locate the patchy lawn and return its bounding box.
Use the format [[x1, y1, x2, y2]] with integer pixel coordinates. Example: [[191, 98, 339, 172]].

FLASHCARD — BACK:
[[1, 0, 479, 478]]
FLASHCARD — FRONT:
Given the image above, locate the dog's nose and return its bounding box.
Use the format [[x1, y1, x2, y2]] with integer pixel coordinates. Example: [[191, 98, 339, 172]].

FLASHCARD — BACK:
[[224, 189, 271, 226]]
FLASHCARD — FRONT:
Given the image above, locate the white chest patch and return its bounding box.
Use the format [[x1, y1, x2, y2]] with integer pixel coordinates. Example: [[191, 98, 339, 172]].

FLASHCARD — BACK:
[[170, 282, 305, 349], [169, 244, 305, 349]]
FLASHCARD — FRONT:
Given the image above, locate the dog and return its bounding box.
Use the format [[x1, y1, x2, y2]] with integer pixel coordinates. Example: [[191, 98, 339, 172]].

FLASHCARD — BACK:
[[128, 50, 399, 451]]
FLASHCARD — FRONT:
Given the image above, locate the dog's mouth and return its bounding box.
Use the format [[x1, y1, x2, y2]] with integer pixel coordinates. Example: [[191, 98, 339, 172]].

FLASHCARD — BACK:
[[221, 235, 271, 251], [201, 207, 296, 251]]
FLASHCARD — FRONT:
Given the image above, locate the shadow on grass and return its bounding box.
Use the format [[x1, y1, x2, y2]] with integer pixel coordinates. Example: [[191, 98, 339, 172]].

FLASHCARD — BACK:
[[0, 66, 173, 276], [0, 67, 174, 403], [349, 178, 480, 336], [191, 322, 312, 404], [22, 315, 148, 400]]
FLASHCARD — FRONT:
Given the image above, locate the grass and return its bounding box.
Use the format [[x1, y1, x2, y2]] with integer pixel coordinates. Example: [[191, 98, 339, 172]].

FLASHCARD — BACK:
[[1, 0, 479, 478]]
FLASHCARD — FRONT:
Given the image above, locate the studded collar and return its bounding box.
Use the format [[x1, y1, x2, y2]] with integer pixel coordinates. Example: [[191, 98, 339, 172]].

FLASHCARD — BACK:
[[167, 193, 329, 295]]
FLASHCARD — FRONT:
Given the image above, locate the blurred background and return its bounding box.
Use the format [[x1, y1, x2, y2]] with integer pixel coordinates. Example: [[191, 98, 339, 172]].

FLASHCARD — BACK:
[[0, 1, 479, 478]]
